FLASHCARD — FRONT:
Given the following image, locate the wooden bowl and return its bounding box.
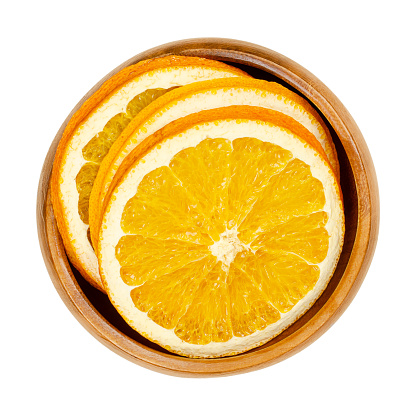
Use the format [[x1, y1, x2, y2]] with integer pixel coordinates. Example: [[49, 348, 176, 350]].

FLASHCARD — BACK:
[[37, 38, 379, 377]]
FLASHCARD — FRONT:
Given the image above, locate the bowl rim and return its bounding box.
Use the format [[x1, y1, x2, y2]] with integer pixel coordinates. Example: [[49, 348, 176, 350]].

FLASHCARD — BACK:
[[37, 37, 379, 377]]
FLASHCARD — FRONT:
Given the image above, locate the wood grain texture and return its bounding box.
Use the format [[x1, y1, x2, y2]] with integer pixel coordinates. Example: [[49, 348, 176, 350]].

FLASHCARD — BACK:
[[36, 38, 379, 377]]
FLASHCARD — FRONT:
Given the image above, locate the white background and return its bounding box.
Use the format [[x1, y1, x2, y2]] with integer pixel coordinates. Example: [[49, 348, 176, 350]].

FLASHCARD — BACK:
[[2, 1, 415, 415]]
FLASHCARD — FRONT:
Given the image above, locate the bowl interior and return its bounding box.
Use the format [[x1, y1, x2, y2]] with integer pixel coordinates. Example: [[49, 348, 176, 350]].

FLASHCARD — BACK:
[[68, 59, 359, 358]]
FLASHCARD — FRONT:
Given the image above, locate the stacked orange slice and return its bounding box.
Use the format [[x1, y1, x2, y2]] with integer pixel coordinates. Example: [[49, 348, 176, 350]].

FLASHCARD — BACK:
[[88, 77, 339, 250], [51, 55, 344, 358], [51, 56, 248, 290]]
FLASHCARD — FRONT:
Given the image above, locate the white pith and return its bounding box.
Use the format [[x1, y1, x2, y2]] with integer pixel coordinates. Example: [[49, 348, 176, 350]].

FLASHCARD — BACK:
[[58, 67, 241, 286], [99, 119, 344, 358]]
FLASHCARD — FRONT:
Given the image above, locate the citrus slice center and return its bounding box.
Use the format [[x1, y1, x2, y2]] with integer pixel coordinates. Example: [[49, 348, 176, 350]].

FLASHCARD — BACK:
[[209, 227, 250, 269]]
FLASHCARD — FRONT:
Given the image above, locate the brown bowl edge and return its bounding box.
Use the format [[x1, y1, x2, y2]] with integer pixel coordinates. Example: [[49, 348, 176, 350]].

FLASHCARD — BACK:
[[37, 37, 380, 377]]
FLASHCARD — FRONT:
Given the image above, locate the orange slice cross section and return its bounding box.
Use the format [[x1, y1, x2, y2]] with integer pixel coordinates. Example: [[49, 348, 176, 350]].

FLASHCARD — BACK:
[[98, 106, 344, 358]]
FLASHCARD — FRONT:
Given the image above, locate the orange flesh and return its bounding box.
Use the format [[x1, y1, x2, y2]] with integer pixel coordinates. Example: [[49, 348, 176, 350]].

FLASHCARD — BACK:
[[75, 87, 177, 226], [115, 137, 329, 345]]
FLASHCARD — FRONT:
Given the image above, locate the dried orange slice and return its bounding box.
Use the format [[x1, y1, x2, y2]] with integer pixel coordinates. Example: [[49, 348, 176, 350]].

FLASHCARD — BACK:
[[89, 77, 339, 250], [98, 106, 344, 358], [50, 56, 249, 290]]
